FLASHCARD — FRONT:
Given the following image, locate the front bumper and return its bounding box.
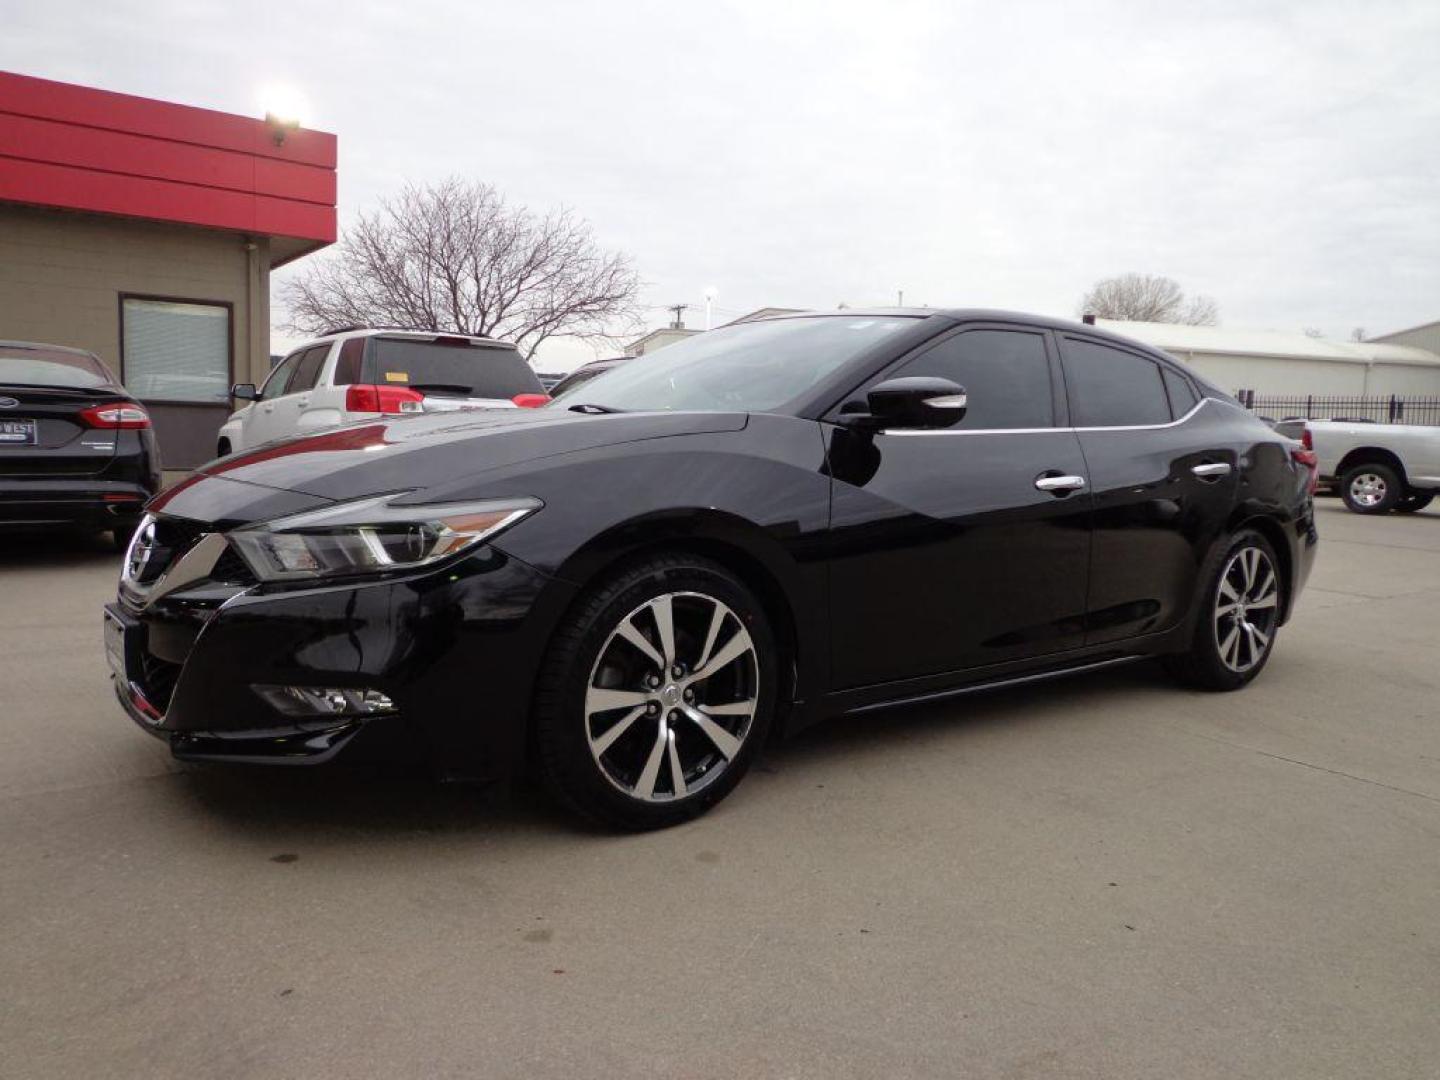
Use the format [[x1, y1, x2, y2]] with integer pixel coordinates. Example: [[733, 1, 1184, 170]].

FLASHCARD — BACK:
[[106, 545, 575, 780]]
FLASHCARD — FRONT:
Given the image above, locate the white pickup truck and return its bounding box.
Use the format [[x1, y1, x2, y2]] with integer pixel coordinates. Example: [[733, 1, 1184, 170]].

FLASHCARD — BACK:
[[1287, 420, 1440, 514]]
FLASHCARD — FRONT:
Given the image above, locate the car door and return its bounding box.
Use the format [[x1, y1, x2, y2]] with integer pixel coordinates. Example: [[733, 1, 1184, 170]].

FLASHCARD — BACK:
[[824, 323, 1092, 689], [1057, 334, 1239, 646], [238, 351, 302, 448], [248, 345, 328, 445]]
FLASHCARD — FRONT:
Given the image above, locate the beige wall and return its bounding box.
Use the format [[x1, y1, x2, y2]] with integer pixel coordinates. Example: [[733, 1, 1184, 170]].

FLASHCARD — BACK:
[[0, 204, 270, 386]]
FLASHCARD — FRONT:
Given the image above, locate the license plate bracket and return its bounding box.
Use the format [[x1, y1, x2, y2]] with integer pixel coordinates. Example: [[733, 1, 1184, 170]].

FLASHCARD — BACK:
[[0, 419, 37, 445], [103, 605, 141, 683]]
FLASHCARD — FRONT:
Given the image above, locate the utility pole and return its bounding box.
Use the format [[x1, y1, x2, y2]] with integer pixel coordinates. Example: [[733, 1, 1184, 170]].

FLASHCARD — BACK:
[[897, 289, 904, 307], [666, 303, 688, 329]]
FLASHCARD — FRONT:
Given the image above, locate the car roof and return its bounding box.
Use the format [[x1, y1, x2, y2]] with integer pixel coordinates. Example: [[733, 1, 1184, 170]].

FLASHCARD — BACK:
[[307, 327, 515, 349], [749, 307, 1223, 384]]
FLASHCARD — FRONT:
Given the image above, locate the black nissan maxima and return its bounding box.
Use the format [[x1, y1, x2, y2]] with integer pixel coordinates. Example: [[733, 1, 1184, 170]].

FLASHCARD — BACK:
[[106, 310, 1317, 829], [2, 340, 160, 546]]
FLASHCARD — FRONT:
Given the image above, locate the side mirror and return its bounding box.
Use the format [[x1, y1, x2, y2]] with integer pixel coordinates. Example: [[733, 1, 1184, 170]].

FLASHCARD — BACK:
[[844, 376, 967, 430], [231, 383, 258, 401]]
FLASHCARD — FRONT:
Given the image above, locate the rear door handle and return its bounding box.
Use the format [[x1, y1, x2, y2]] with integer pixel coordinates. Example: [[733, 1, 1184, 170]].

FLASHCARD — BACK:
[[1035, 474, 1087, 493], [1191, 462, 1232, 479]]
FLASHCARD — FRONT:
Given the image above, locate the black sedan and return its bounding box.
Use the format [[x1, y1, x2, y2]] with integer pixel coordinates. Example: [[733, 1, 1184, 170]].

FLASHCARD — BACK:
[[105, 310, 1317, 829], [2, 340, 160, 547]]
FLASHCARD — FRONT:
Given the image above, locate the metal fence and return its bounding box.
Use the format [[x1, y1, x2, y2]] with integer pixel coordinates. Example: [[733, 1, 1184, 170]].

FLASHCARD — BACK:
[[1237, 392, 1440, 426]]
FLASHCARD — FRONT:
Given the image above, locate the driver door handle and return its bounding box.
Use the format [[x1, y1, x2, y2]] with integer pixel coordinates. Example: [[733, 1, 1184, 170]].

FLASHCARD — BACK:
[[1191, 462, 1232, 479], [1035, 474, 1087, 493]]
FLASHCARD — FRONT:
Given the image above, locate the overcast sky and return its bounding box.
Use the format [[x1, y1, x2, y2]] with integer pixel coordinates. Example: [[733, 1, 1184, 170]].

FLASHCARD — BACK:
[[6, 0, 1438, 370]]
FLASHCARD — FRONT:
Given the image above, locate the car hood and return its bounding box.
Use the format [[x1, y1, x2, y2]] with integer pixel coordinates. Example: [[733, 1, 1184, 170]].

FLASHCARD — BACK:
[[150, 408, 749, 525]]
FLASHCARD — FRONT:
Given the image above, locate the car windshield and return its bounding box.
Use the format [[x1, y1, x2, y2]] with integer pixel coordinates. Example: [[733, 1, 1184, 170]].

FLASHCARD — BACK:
[[365, 339, 543, 399], [549, 316, 913, 413], [0, 348, 113, 389]]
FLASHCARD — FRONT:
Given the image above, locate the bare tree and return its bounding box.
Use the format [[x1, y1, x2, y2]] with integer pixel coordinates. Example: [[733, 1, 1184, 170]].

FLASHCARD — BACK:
[[1078, 273, 1219, 326], [1350, 327, 1367, 342], [283, 178, 642, 359]]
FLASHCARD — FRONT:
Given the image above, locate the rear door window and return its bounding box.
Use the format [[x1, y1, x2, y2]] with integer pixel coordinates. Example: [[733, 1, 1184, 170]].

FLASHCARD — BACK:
[[1062, 338, 1173, 427], [1162, 367, 1199, 415], [285, 345, 329, 394], [364, 339, 542, 399]]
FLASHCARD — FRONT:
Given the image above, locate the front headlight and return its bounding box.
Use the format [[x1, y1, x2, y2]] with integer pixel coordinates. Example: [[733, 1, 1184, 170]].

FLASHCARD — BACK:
[[229, 494, 541, 582]]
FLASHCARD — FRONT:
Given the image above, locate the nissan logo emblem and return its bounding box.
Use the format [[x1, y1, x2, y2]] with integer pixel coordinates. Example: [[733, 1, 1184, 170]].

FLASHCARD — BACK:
[[0, 397, 18, 409]]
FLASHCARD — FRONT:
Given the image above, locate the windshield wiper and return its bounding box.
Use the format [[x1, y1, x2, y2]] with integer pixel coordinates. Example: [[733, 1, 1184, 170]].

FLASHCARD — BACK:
[[409, 383, 475, 395], [567, 403, 625, 414]]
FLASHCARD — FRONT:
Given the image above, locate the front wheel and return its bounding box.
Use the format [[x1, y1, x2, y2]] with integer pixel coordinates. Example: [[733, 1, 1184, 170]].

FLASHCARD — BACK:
[[1394, 490, 1434, 514], [1165, 530, 1283, 691], [1340, 464, 1401, 514], [534, 554, 777, 830]]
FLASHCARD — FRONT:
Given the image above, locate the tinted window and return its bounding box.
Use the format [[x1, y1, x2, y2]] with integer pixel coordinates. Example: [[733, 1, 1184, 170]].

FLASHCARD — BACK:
[[549, 316, 913, 413], [1162, 367, 1199, 415], [285, 345, 329, 394], [332, 338, 365, 386], [261, 353, 301, 398], [364, 340, 542, 399], [0, 347, 113, 389], [888, 329, 1054, 429], [549, 364, 608, 398], [1064, 339, 1171, 427]]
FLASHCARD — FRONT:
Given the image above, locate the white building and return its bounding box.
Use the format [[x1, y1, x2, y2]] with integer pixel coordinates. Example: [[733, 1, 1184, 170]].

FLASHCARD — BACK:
[[1095, 320, 1440, 397], [1368, 318, 1440, 358]]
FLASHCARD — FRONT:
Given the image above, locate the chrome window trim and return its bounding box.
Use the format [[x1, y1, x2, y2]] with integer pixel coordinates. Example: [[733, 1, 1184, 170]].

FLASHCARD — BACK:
[[881, 397, 1212, 436]]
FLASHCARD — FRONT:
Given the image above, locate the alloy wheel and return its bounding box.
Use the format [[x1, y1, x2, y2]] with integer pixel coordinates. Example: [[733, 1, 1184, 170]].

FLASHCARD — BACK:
[[1348, 472, 1388, 509], [585, 591, 759, 802], [1213, 546, 1280, 673]]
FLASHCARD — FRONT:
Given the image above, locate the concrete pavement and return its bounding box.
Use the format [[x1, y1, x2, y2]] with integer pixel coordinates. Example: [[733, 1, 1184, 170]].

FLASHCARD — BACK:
[[2, 501, 1437, 1079]]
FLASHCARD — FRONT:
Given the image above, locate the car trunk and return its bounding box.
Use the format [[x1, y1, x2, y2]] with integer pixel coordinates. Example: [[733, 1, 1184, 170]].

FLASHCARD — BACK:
[[0, 385, 122, 478]]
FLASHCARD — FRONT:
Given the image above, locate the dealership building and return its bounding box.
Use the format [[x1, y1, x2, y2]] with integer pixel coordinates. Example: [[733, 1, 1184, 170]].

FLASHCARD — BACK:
[[0, 71, 336, 467]]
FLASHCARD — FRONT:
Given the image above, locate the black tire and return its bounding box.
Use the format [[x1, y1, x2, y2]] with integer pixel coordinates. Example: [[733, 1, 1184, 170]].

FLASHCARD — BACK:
[[1394, 490, 1434, 514], [1340, 463, 1402, 514], [217, 439, 231, 457], [534, 553, 777, 831], [1164, 529, 1283, 691]]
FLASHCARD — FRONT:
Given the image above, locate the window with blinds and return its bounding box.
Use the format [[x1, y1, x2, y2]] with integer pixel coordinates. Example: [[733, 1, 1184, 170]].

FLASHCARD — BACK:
[[120, 297, 231, 403]]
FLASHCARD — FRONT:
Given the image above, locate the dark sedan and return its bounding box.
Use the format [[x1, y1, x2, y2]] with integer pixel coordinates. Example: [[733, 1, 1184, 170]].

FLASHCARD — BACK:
[[2, 340, 160, 547], [105, 310, 1318, 829]]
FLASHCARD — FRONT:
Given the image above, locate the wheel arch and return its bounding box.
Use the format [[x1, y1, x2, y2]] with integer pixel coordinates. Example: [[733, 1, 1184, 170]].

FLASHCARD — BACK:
[[1335, 446, 1407, 483], [1229, 512, 1295, 625], [538, 508, 815, 731]]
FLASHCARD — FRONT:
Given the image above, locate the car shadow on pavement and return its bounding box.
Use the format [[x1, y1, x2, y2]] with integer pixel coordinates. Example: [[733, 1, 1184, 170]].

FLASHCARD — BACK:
[[0, 527, 121, 568], [769, 659, 1177, 772], [161, 661, 1178, 844]]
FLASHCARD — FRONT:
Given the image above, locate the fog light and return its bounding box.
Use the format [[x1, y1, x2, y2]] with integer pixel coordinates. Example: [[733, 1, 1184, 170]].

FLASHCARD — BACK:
[[253, 685, 396, 718]]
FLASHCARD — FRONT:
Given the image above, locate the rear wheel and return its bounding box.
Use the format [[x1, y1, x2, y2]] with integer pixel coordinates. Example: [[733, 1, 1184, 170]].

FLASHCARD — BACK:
[[1165, 530, 1282, 691], [1340, 464, 1401, 514], [1394, 490, 1434, 514], [534, 554, 776, 830], [216, 438, 232, 457]]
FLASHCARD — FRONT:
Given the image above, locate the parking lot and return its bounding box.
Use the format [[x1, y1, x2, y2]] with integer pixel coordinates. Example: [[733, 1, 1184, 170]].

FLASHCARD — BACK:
[[1, 500, 1436, 1079]]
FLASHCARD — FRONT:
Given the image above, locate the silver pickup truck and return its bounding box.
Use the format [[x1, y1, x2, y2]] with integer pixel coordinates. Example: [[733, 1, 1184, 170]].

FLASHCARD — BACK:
[[1282, 420, 1440, 514]]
